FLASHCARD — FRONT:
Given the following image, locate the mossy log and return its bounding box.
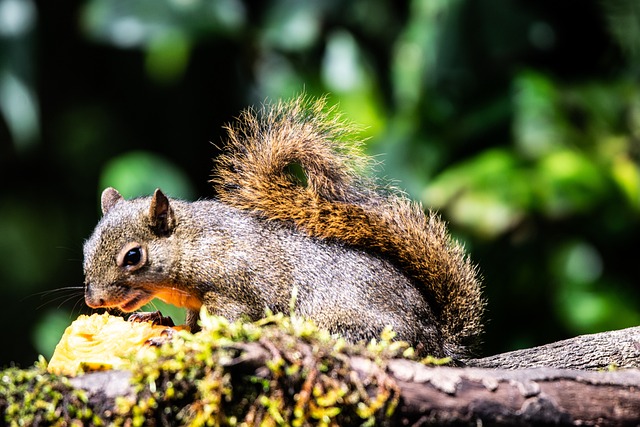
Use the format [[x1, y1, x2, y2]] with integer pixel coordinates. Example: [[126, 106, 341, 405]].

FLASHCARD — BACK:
[[2, 319, 640, 425]]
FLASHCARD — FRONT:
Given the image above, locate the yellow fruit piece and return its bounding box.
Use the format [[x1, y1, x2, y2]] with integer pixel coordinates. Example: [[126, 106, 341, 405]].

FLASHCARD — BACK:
[[48, 313, 173, 376]]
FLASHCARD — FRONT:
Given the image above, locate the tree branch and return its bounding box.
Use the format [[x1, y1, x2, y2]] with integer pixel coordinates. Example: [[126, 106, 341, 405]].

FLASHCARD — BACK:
[[467, 325, 640, 370], [4, 325, 640, 425], [66, 329, 640, 425], [387, 359, 640, 425]]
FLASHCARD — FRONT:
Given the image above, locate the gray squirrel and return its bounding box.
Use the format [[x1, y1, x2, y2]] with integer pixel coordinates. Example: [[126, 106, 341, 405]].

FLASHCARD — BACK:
[[83, 96, 484, 359]]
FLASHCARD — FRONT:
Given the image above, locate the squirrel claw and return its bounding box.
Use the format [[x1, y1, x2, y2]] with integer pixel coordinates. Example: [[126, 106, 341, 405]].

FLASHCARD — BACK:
[[145, 328, 176, 347], [129, 311, 177, 346], [128, 310, 175, 327]]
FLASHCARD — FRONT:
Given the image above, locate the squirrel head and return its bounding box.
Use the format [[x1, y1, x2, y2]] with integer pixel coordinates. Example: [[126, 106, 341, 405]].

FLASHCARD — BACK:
[[83, 187, 180, 312]]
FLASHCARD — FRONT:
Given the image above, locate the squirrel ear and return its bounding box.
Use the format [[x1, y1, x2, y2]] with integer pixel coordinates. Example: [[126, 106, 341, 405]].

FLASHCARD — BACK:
[[101, 187, 123, 215], [149, 188, 174, 234]]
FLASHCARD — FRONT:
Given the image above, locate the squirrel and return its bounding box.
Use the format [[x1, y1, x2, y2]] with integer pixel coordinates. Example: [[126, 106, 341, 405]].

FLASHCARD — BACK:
[[83, 96, 484, 359]]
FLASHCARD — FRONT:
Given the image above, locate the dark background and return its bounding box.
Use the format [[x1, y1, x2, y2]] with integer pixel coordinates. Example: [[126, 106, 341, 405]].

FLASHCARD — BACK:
[[1, 0, 640, 367]]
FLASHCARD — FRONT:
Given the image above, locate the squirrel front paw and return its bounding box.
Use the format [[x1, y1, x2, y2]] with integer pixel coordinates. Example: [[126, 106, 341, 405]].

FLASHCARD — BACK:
[[128, 311, 177, 346], [128, 310, 176, 327]]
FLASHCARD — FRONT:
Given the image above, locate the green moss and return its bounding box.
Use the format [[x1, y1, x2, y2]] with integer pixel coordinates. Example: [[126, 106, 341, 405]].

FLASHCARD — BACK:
[[2, 312, 428, 425], [0, 357, 96, 426], [113, 311, 413, 425]]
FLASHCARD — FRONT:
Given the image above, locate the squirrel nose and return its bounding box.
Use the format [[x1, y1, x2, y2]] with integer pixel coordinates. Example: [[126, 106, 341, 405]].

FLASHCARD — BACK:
[[84, 284, 105, 308]]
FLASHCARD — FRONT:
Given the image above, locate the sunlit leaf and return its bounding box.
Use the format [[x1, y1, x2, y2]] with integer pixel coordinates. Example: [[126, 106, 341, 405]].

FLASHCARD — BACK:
[[81, 0, 245, 48], [533, 149, 606, 217], [391, 0, 458, 110], [556, 288, 640, 334], [145, 29, 191, 83], [322, 30, 367, 93], [512, 71, 562, 158], [553, 241, 603, 286], [424, 149, 530, 237], [0, 71, 39, 150], [262, 0, 321, 51], [610, 154, 640, 209], [99, 150, 195, 199]]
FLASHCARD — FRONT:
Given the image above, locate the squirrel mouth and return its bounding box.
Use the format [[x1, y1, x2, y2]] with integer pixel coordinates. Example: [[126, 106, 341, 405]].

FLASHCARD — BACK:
[[119, 291, 155, 312]]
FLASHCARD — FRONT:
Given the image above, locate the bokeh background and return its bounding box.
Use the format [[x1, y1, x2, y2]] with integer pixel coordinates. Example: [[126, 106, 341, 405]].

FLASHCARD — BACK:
[[1, 0, 640, 367]]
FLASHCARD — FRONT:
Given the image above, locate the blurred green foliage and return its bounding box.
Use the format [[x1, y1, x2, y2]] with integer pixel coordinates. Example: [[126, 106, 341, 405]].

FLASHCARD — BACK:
[[100, 151, 195, 199], [1, 0, 640, 366]]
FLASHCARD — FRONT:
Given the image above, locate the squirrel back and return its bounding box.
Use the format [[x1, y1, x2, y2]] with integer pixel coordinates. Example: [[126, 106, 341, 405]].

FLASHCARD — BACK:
[[211, 96, 484, 358]]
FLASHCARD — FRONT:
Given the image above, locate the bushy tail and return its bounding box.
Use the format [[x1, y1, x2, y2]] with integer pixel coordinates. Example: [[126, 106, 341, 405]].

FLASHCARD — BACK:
[[211, 96, 484, 358]]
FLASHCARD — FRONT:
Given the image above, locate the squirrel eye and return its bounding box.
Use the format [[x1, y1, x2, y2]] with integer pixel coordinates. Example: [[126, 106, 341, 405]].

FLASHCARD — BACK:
[[117, 242, 147, 271], [123, 248, 142, 266]]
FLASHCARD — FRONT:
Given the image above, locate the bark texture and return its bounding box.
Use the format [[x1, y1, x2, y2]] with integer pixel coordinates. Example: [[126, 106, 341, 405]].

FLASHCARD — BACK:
[[468, 325, 640, 370]]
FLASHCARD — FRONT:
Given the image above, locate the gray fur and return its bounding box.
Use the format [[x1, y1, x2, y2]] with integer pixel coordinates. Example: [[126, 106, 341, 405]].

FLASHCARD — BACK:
[[83, 190, 444, 355]]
